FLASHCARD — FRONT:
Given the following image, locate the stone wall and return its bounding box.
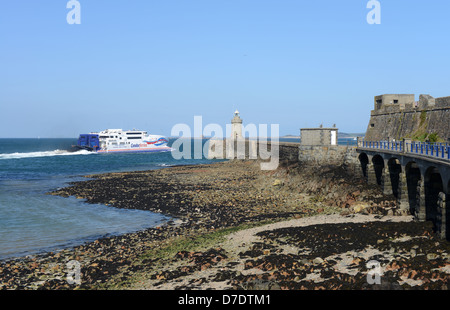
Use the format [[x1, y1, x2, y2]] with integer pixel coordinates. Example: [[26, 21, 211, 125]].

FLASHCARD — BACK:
[[207, 139, 300, 161], [208, 139, 358, 168], [207, 139, 300, 171], [298, 145, 359, 167]]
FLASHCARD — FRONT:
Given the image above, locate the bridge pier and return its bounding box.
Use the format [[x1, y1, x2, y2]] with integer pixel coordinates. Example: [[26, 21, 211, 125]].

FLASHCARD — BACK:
[[436, 192, 447, 239], [367, 162, 377, 185], [383, 164, 392, 195], [398, 170, 409, 212], [416, 178, 427, 221]]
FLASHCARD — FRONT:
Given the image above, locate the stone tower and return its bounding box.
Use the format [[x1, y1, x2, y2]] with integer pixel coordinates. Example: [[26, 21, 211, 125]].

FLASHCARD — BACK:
[[231, 110, 243, 140]]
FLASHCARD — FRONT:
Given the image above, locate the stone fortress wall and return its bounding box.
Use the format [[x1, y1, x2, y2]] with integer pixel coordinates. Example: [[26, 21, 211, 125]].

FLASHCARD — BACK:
[[364, 94, 450, 142]]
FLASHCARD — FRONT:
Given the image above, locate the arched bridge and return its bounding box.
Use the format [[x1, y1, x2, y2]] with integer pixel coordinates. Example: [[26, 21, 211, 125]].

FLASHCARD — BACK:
[[356, 139, 450, 240]]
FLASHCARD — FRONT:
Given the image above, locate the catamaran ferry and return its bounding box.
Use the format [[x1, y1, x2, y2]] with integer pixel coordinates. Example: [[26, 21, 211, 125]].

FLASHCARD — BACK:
[[75, 129, 173, 153]]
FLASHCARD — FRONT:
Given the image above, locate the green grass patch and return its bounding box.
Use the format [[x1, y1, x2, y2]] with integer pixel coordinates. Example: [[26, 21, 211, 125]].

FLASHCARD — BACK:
[[408, 111, 444, 142], [139, 220, 279, 262], [411, 131, 442, 142], [427, 132, 440, 143], [420, 110, 427, 126]]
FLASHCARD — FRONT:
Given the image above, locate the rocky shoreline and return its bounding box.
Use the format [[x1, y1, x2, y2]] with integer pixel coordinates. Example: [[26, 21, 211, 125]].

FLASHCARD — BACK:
[[0, 159, 449, 290]]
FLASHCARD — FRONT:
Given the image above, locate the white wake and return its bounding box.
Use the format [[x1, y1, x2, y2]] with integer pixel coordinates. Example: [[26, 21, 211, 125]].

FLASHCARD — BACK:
[[0, 149, 94, 160]]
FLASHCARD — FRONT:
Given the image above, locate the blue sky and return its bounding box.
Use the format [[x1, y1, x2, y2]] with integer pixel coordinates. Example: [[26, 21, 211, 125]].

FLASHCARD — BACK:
[[1, 1, 450, 138]]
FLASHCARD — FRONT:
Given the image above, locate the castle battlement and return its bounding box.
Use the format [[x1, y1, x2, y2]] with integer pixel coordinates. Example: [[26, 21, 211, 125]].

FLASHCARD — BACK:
[[372, 94, 450, 116]]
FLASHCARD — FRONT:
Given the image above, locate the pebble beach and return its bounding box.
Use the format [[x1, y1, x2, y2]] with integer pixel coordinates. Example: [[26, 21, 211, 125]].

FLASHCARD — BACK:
[[0, 158, 449, 290]]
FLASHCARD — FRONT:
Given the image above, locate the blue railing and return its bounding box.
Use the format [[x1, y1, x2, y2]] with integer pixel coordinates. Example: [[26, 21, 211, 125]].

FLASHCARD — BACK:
[[360, 139, 450, 160]]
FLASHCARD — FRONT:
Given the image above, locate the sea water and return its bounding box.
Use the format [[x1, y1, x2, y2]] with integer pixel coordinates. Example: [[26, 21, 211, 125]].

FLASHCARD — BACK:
[[0, 137, 355, 260], [0, 138, 214, 260]]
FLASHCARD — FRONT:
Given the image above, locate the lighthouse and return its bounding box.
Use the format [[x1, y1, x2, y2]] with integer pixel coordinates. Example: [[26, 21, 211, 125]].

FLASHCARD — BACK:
[[231, 110, 243, 140]]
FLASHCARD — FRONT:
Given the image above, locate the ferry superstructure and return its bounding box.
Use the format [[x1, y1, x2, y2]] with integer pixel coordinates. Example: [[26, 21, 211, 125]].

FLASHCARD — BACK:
[[76, 129, 172, 153]]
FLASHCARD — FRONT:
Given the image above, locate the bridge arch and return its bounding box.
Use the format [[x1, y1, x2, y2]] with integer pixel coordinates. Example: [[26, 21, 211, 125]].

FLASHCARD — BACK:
[[387, 157, 402, 198], [372, 155, 384, 186], [405, 161, 422, 217], [358, 153, 369, 181], [424, 166, 444, 232]]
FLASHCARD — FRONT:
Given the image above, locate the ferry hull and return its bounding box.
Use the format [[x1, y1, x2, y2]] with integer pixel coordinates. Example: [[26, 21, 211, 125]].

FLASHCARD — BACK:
[[96, 147, 173, 154]]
